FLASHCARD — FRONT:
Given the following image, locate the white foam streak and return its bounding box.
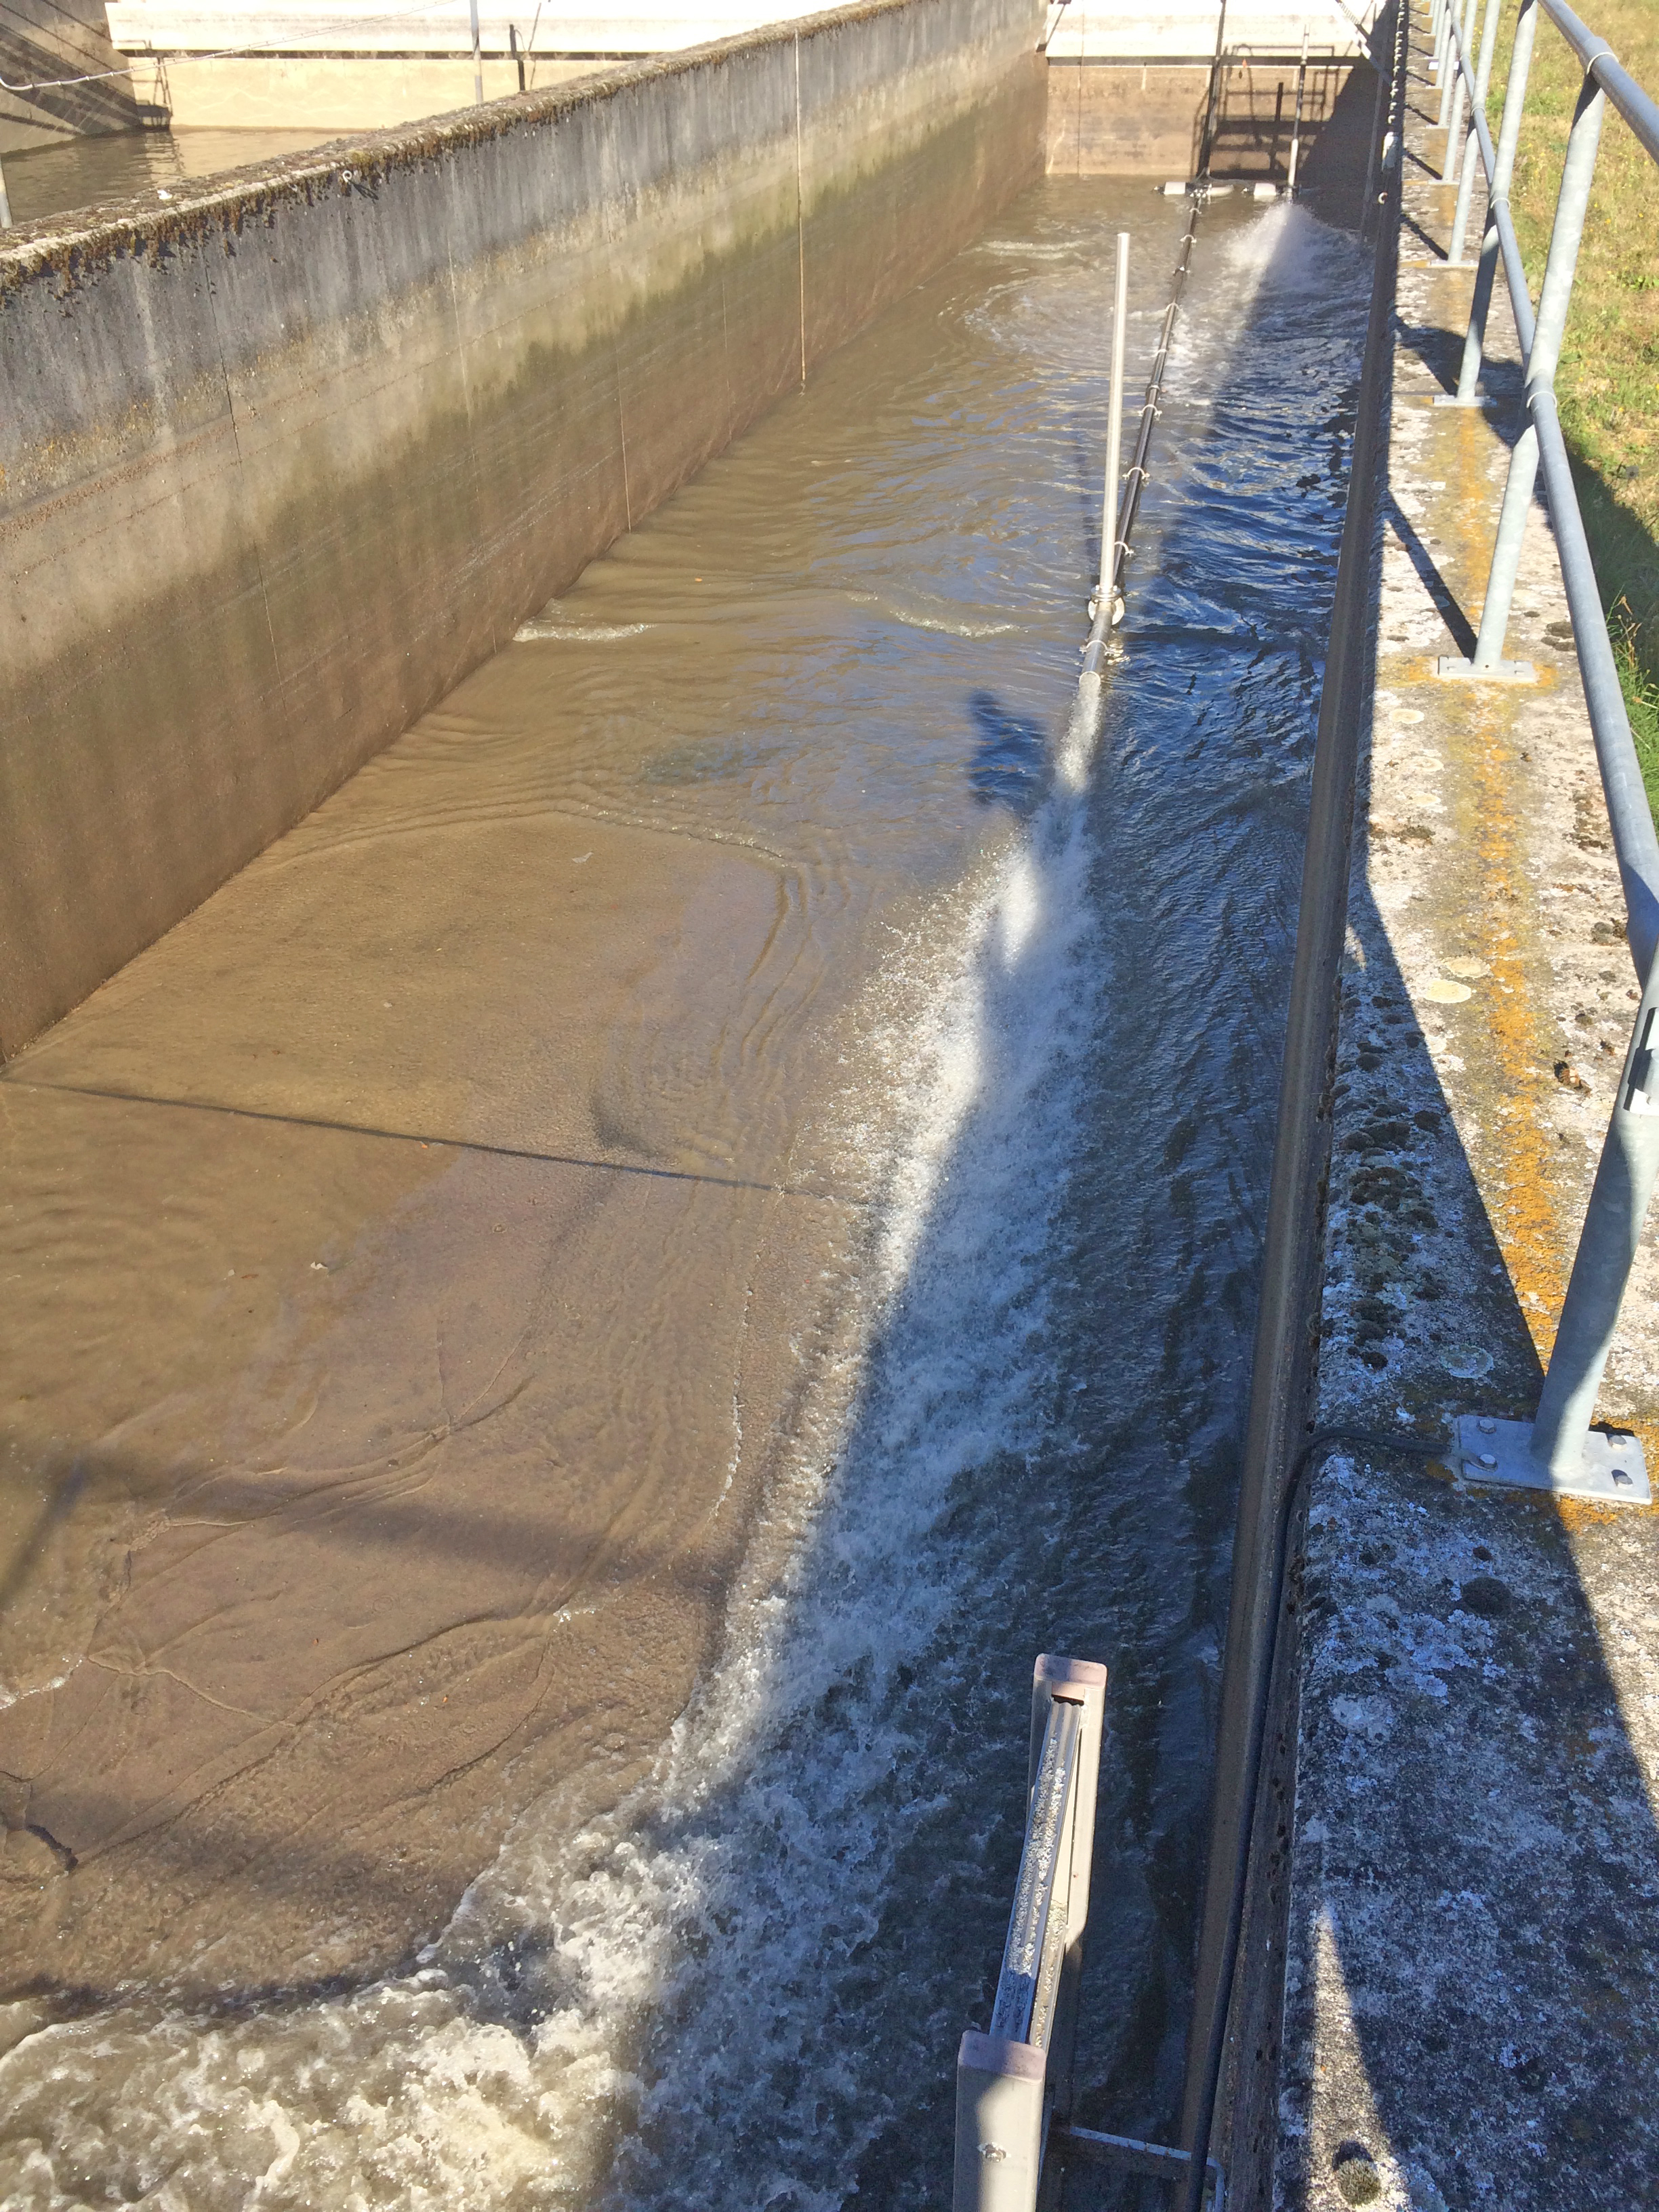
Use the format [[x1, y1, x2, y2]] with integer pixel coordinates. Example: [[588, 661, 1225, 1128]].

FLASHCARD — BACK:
[[513, 620, 653, 642]]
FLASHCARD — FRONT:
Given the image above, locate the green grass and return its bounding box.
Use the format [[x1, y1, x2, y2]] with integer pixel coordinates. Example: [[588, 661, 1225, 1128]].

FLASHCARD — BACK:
[[1486, 0, 1659, 811]]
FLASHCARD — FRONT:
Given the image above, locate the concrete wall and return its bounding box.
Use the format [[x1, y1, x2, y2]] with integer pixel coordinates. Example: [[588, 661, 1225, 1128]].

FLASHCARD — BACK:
[[123, 52, 605, 129], [0, 0, 1044, 1055], [1042, 0, 1366, 178], [106, 1, 818, 51], [1045, 56, 1360, 178], [106, 1, 844, 130], [0, 0, 144, 150]]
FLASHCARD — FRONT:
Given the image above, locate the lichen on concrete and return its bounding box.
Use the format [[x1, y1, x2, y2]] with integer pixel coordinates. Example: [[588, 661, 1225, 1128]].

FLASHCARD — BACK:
[[1271, 14, 1659, 2209]]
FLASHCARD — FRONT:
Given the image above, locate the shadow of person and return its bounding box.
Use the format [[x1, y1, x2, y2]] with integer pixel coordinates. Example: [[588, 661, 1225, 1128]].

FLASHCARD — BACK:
[[967, 688, 1050, 814]]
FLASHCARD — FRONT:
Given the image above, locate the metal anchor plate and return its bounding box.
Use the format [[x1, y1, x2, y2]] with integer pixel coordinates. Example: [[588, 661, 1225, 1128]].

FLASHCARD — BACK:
[[1454, 1414, 1650, 1505]]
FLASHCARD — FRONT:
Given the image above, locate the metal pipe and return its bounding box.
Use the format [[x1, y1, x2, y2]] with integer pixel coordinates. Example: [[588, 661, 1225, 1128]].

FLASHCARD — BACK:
[[1174, 12, 1404, 2203], [1288, 26, 1309, 191], [1529, 75, 1607, 387], [1456, 0, 1540, 398], [1097, 232, 1130, 619], [1436, 0, 1471, 123], [510, 21, 524, 91], [0, 152, 10, 229], [1198, 0, 1231, 177], [1440, 0, 1471, 172], [1359, 37, 1390, 242], [1542, 0, 1659, 161], [470, 0, 483, 102], [1448, 0, 1502, 258], [1471, 66, 1605, 663], [1530, 946, 1659, 1476], [1531, 403, 1659, 981], [1081, 198, 1200, 674], [1584, 45, 1659, 163], [1470, 426, 1540, 664], [1113, 214, 1197, 569]]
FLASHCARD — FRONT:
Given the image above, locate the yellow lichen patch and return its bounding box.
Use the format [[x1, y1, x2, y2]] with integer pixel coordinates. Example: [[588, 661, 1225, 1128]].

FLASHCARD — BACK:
[[1430, 402, 1571, 1374], [1469, 724, 1570, 1368]]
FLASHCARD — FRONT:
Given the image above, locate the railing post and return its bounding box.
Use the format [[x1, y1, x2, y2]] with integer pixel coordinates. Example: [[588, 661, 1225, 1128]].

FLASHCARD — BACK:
[[1436, 0, 1473, 126], [1447, 0, 1502, 259], [1287, 25, 1310, 193], [1467, 66, 1607, 666], [1530, 966, 1659, 1477], [1094, 233, 1130, 625], [1454, 0, 1540, 397], [1439, 0, 1477, 165]]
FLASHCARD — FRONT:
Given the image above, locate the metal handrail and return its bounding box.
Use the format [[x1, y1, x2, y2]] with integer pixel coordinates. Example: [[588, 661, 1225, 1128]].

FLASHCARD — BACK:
[[1540, 0, 1659, 159], [1430, 0, 1659, 1492]]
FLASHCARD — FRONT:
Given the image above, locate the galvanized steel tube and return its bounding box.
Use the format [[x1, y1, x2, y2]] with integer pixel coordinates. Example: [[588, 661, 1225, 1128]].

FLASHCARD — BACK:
[[1456, 0, 1540, 398], [1543, 0, 1659, 161], [1097, 232, 1130, 616], [1081, 198, 1199, 675], [1472, 66, 1603, 662], [1288, 27, 1310, 192], [1448, 0, 1502, 259]]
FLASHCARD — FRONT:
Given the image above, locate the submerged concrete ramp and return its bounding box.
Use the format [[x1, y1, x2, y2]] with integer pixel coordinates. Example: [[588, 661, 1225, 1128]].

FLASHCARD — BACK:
[[0, 0, 1043, 1057]]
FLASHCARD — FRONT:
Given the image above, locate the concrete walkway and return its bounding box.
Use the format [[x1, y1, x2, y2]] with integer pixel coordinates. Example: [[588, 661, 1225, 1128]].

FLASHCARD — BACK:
[[1272, 17, 1659, 2212]]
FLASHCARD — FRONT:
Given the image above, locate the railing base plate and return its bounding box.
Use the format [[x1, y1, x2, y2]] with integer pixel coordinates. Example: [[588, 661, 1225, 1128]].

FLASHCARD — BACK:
[[1435, 654, 1537, 683], [1454, 1413, 1651, 1504]]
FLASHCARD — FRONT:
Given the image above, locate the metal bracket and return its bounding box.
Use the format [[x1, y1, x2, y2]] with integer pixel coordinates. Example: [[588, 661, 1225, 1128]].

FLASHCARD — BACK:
[[1454, 1412, 1650, 1504], [954, 1657, 1107, 2212], [1434, 654, 1537, 683], [1053, 2125, 1225, 2208]]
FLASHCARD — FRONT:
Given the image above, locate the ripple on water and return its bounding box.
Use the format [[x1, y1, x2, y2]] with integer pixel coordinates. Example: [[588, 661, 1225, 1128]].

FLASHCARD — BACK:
[[0, 184, 1368, 2210]]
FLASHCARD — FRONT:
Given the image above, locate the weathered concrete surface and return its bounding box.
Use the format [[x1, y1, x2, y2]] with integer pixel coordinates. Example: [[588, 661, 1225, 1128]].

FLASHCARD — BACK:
[[1042, 0, 1366, 178], [1044, 58, 1362, 181], [104, 3, 848, 129], [1268, 16, 1659, 2211], [0, 0, 1044, 1056]]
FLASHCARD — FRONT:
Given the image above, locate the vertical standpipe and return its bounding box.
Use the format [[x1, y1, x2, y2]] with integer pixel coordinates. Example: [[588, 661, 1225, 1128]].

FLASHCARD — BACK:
[[1287, 27, 1309, 194], [471, 0, 484, 103], [953, 1658, 1106, 2212], [1097, 232, 1130, 620]]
